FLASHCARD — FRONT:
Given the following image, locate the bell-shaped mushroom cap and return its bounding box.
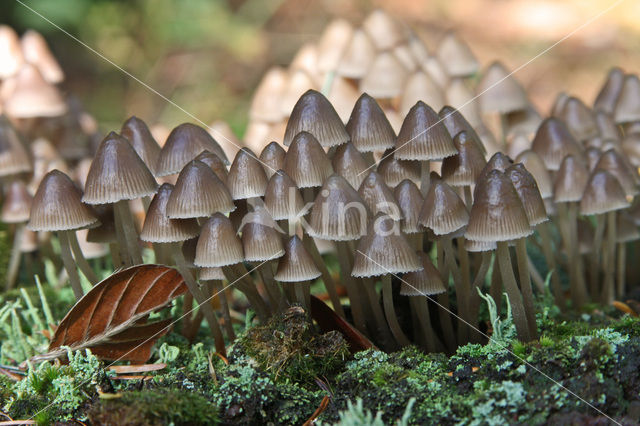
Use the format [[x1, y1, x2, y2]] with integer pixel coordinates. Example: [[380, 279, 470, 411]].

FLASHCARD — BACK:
[[400, 72, 445, 117], [327, 77, 360, 123], [0, 25, 23, 79], [361, 9, 406, 51], [580, 170, 630, 215], [617, 212, 640, 243], [595, 111, 622, 141], [445, 78, 482, 127], [279, 70, 317, 117], [614, 74, 640, 124], [3, 64, 66, 118], [346, 93, 396, 153], [395, 101, 457, 161], [477, 152, 513, 183], [239, 207, 285, 262], [20, 30, 64, 84], [120, 116, 161, 176], [82, 132, 158, 204], [86, 205, 116, 243], [419, 180, 469, 235], [395, 43, 420, 72], [140, 183, 200, 243], [316, 19, 353, 73], [1, 180, 32, 223], [352, 213, 422, 277], [166, 160, 235, 218], [227, 148, 268, 200], [531, 118, 583, 171], [585, 147, 603, 171], [282, 90, 348, 148], [332, 142, 368, 190], [424, 55, 449, 88], [465, 169, 533, 242], [476, 62, 528, 114], [559, 97, 598, 141], [290, 42, 318, 74], [250, 67, 287, 123], [156, 123, 229, 176], [505, 163, 548, 226], [358, 171, 402, 220], [438, 105, 484, 150], [259, 142, 286, 179], [264, 170, 305, 221], [436, 31, 479, 78], [400, 252, 446, 296], [359, 52, 408, 99], [551, 92, 570, 117], [0, 117, 31, 177], [514, 150, 553, 199], [28, 169, 98, 231], [441, 131, 487, 187], [377, 149, 420, 187], [308, 174, 368, 241], [274, 235, 321, 282], [336, 29, 375, 78], [594, 149, 639, 196], [283, 131, 333, 188], [394, 179, 424, 234], [199, 267, 226, 281], [194, 150, 228, 184], [194, 213, 244, 267], [408, 33, 429, 63], [594, 67, 624, 114], [464, 238, 496, 252], [553, 155, 589, 203], [505, 107, 542, 138]]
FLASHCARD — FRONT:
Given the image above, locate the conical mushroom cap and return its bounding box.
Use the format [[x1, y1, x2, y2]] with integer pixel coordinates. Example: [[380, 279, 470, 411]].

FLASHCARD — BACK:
[[614, 74, 640, 124], [438, 105, 484, 152], [308, 174, 368, 241], [0, 116, 31, 177], [332, 142, 368, 190], [477, 152, 513, 184], [282, 89, 349, 148], [394, 179, 424, 234], [465, 169, 532, 242], [156, 123, 229, 176], [505, 107, 542, 138], [361, 9, 406, 51], [377, 149, 420, 187], [400, 72, 444, 117], [326, 76, 360, 123], [445, 78, 482, 127], [227, 148, 268, 200], [3, 64, 66, 118], [393, 43, 417, 72], [259, 141, 286, 179], [28, 169, 98, 231], [419, 180, 469, 235], [580, 170, 630, 215], [477, 62, 528, 114], [290, 42, 319, 76], [20, 30, 64, 84], [283, 131, 333, 188], [199, 267, 226, 281], [336, 29, 375, 78], [514, 150, 553, 199], [553, 155, 589, 203], [82, 132, 158, 204], [400, 252, 446, 296], [240, 207, 285, 262], [279, 70, 317, 117], [0, 25, 23, 79], [436, 31, 478, 78], [594, 67, 624, 114], [121, 116, 162, 176], [359, 51, 408, 99], [352, 214, 422, 277], [559, 97, 598, 141], [531, 118, 583, 171], [594, 149, 639, 196], [166, 160, 235, 218], [194, 150, 229, 184], [264, 170, 305, 221], [250, 67, 287, 123], [316, 19, 353, 73], [424, 55, 449, 88], [194, 213, 244, 267], [395, 101, 457, 161], [275, 235, 321, 282], [86, 205, 116, 243], [464, 238, 496, 252], [346, 93, 396, 153], [623, 133, 640, 168], [594, 111, 622, 141], [358, 171, 402, 220], [441, 131, 487, 187], [140, 183, 200, 243], [1, 179, 32, 223], [505, 163, 548, 226]]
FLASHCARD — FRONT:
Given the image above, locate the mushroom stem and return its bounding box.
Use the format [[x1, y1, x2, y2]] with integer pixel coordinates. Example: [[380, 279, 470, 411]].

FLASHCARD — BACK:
[[468, 251, 491, 343], [68, 231, 99, 285], [443, 238, 469, 344], [207, 279, 236, 341], [616, 242, 626, 300], [115, 200, 143, 265], [362, 277, 396, 349], [381, 275, 411, 347], [410, 297, 446, 353], [420, 160, 431, 195], [456, 237, 472, 321], [489, 254, 502, 315], [6, 224, 25, 290], [58, 231, 84, 301], [514, 238, 538, 340], [591, 214, 605, 299], [436, 241, 457, 352], [332, 241, 367, 331], [303, 237, 346, 319], [108, 243, 123, 269], [602, 211, 616, 304], [294, 281, 310, 310], [496, 241, 531, 342], [222, 263, 270, 322], [568, 203, 588, 306], [527, 255, 545, 292], [257, 261, 284, 312], [537, 222, 565, 309]]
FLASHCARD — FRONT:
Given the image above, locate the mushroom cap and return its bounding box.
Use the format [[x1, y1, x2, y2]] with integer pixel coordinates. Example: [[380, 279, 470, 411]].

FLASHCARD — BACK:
[[464, 238, 496, 252], [436, 31, 479, 78], [20, 30, 64, 84], [614, 74, 640, 124], [400, 252, 446, 296], [239, 207, 285, 262], [259, 141, 286, 179], [441, 131, 487, 187], [82, 132, 158, 204], [419, 179, 469, 235], [617, 212, 640, 243], [505, 163, 548, 226], [274, 235, 321, 282], [263, 170, 305, 221], [194, 150, 229, 184], [465, 169, 532, 242], [438, 105, 485, 154], [282, 89, 349, 148], [336, 29, 375, 78], [594, 67, 624, 115], [120, 116, 162, 176], [194, 213, 244, 268], [250, 67, 288, 123], [359, 51, 408, 99], [279, 70, 317, 118], [1, 179, 32, 223], [580, 170, 630, 215], [476, 61, 529, 114], [594, 149, 639, 196], [3, 64, 66, 118], [0, 25, 23, 79], [400, 71, 444, 117], [166, 160, 235, 218], [28, 169, 98, 232], [477, 152, 513, 184], [361, 9, 406, 51], [283, 131, 333, 188], [85, 205, 116, 243], [559, 97, 598, 141], [514, 150, 553, 199], [594, 111, 622, 141], [395, 101, 457, 161], [358, 171, 402, 220], [553, 155, 589, 203], [0, 117, 32, 177], [156, 123, 229, 176], [227, 147, 268, 200], [505, 107, 542, 139], [346, 93, 396, 153], [377, 149, 420, 187], [308, 174, 368, 241], [394, 179, 423, 234], [445, 78, 482, 127], [199, 267, 226, 281], [140, 183, 200, 243], [352, 213, 422, 277], [316, 19, 353, 73], [531, 118, 583, 171], [332, 142, 368, 190]]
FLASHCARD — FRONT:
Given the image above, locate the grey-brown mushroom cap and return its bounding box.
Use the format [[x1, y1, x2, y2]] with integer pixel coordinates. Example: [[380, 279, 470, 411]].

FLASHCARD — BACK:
[[140, 183, 200, 243], [194, 213, 244, 268], [274, 235, 321, 282]]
